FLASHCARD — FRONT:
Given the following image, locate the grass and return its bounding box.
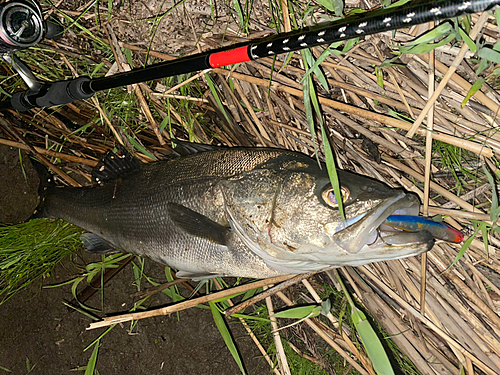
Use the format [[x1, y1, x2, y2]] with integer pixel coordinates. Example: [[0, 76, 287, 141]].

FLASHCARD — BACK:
[[1, 0, 500, 374], [240, 282, 421, 375], [0, 219, 83, 305], [242, 303, 351, 375]]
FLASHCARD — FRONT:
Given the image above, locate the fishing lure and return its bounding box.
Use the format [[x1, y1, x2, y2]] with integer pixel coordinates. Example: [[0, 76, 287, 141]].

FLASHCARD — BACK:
[[384, 215, 464, 243]]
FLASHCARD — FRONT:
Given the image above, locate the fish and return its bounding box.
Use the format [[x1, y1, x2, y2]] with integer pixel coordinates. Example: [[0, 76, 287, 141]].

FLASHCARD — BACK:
[[34, 142, 461, 280]]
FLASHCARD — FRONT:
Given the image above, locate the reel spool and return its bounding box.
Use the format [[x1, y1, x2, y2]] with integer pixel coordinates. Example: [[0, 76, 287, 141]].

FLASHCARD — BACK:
[[0, 0, 44, 53]]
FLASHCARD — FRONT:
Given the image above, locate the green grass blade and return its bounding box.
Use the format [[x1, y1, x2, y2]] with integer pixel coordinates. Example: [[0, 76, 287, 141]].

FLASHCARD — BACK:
[[17, 149, 27, 181], [273, 305, 321, 319], [230, 313, 270, 322], [300, 50, 345, 221], [356, 319, 395, 375], [375, 67, 384, 88], [301, 49, 329, 91], [385, 0, 410, 7], [483, 165, 500, 221], [336, 270, 394, 374], [300, 55, 318, 157], [84, 326, 115, 351], [0, 220, 83, 305], [403, 22, 454, 45], [320, 123, 345, 222], [462, 78, 484, 107], [63, 301, 101, 321], [478, 47, 500, 64], [480, 222, 489, 257], [398, 23, 455, 54], [399, 33, 455, 54], [84, 341, 100, 375], [205, 73, 232, 125], [233, 0, 245, 29], [127, 137, 157, 161], [212, 291, 247, 303], [311, 82, 345, 221], [458, 27, 476, 52], [446, 226, 478, 271], [163, 267, 185, 302], [209, 302, 246, 374], [301, 43, 344, 84], [315, 0, 336, 13], [241, 286, 262, 301]]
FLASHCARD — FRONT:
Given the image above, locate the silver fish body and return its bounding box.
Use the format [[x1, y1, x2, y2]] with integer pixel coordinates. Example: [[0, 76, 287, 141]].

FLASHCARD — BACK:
[[38, 144, 433, 279]]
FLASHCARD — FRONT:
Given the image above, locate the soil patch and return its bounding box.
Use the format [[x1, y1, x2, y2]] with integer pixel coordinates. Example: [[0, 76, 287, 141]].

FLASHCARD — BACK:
[[0, 145, 267, 374]]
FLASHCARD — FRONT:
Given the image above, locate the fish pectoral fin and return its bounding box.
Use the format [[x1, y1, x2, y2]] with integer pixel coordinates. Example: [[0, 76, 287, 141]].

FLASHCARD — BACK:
[[167, 203, 230, 245], [81, 233, 121, 254], [92, 144, 143, 185], [175, 270, 223, 281]]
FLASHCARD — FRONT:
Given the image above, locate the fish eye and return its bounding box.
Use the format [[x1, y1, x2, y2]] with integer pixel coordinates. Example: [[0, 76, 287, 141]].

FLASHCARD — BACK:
[[321, 186, 349, 208]]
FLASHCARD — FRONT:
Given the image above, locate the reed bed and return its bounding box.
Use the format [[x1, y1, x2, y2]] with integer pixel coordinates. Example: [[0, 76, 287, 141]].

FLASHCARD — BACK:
[[1, 0, 500, 374]]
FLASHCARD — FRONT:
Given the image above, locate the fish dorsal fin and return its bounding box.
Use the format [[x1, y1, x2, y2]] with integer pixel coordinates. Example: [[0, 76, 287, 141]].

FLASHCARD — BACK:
[[81, 233, 121, 254], [92, 144, 143, 185], [172, 140, 226, 156], [167, 203, 230, 245]]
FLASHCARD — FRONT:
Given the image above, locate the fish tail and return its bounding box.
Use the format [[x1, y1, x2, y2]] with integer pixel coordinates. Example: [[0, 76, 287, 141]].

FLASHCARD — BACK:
[[30, 158, 56, 219]]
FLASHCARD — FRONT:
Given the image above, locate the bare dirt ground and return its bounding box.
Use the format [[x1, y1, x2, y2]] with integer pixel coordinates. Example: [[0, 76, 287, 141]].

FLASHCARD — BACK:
[[0, 93, 266, 374], [4, 0, 500, 374], [0, 0, 280, 372], [0, 0, 279, 372]]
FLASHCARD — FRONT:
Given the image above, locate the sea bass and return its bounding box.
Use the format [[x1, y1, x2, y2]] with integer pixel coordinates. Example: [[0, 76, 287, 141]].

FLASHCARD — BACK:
[[35, 143, 461, 280]]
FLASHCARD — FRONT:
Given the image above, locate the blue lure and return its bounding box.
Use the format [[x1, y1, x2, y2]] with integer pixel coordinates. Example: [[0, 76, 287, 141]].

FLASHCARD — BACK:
[[384, 215, 463, 243]]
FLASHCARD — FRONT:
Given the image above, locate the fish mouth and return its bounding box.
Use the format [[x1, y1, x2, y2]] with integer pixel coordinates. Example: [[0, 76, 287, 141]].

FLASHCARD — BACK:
[[332, 191, 433, 257]]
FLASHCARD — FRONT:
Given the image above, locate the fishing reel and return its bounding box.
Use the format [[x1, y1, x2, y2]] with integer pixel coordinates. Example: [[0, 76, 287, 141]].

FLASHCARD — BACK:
[[0, 0, 46, 53], [0, 0, 63, 91], [0, 0, 497, 112]]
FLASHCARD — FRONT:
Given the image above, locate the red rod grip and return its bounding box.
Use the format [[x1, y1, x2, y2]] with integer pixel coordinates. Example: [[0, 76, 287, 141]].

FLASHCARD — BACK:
[[209, 46, 251, 68]]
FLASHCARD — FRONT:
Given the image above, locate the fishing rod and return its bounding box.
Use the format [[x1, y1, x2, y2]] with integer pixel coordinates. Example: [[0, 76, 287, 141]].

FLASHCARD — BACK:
[[1, 0, 499, 111]]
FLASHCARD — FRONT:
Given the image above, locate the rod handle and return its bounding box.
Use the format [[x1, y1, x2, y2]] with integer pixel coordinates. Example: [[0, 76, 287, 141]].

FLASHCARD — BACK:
[[11, 76, 94, 111]]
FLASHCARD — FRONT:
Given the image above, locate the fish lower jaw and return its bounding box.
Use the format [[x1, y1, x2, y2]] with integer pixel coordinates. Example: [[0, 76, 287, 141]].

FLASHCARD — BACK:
[[332, 192, 421, 254], [356, 229, 435, 261]]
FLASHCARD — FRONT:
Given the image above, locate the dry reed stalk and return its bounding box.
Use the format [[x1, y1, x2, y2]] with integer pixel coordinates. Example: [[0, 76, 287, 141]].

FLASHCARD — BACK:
[[421, 29, 436, 316], [233, 79, 272, 142], [426, 207, 498, 224], [214, 69, 494, 157], [383, 155, 481, 212], [372, 41, 416, 118], [0, 118, 81, 187], [407, 12, 491, 136], [0, 138, 98, 166], [358, 264, 500, 375], [119, 42, 498, 155], [209, 279, 283, 375], [403, 263, 496, 364], [108, 26, 166, 145], [361, 290, 454, 375], [87, 275, 294, 330], [420, 55, 500, 117], [52, 36, 125, 147], [265, 287, 290, 375], [275, 291, 372, 375], [6, 4, 500, 374], [429, 252, 500, 331]]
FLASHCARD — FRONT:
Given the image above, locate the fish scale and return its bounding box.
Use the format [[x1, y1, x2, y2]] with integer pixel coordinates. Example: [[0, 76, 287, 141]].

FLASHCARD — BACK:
[[42, 149, 297, 278], [36, 143, 460, 280]]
